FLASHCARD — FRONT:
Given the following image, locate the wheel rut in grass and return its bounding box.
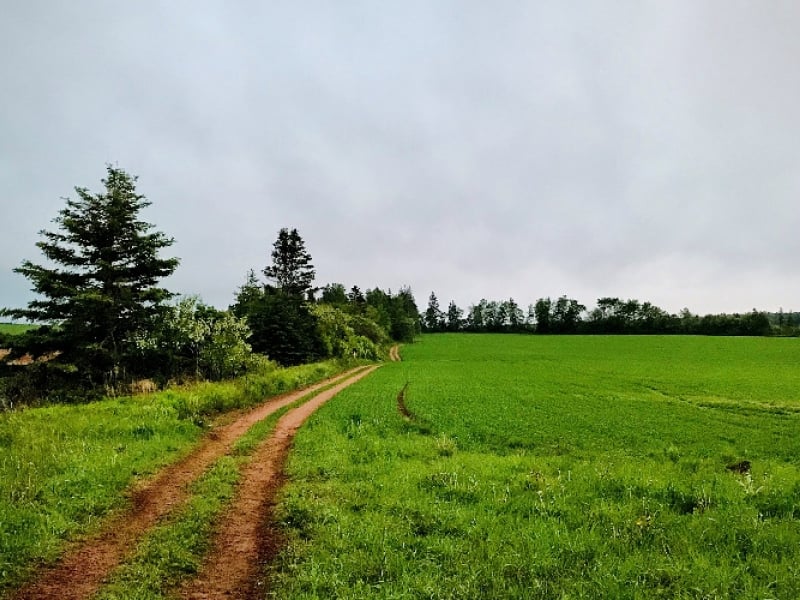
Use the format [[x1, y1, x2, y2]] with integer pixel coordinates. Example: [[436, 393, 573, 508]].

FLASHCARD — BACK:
[[178, 365, 379, 600], [9, 367, 369, 600], [389, 344, 401, 362], [397, 382, 415, 420]]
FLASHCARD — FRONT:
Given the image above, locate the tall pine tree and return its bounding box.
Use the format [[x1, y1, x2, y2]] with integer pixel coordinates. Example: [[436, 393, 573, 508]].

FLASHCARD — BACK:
[[262, 227, 315, 298], [232, 227, 323, 365], [3, 166, 178, 387]]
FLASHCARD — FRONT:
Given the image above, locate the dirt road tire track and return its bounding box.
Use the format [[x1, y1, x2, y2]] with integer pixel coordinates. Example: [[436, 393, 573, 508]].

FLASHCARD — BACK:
[[179, 365, 379, 600], [9, 367, 368, 600]]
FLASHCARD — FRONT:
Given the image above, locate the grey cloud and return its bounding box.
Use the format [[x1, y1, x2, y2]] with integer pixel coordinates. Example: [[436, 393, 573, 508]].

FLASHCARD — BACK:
[[2, 1, 800, 317]]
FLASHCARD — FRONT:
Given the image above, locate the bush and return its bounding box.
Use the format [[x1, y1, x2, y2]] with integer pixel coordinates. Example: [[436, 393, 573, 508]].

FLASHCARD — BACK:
[[310, 305, 381, 360]]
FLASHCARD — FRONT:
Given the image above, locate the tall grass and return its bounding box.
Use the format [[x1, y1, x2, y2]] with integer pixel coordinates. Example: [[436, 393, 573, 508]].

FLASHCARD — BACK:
[[269, 335, 800, 599], [0, 359, 350, 594]]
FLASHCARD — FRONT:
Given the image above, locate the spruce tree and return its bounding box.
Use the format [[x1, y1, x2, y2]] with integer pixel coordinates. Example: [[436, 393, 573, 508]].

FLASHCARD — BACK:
[[3, 166, 178, 387], [424, 292, 443, 332], [263, 228, 315, 298]]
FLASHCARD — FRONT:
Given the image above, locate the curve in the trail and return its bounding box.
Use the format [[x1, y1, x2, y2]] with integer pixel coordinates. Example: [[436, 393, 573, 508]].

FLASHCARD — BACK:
[[10, 367, 369, 600], [389, 344, 401, 362], [179, 365, 379, 600]]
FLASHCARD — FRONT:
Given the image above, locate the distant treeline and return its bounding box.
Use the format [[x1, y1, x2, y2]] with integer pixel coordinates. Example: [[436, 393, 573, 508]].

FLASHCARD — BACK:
[[422, 293, 798, 337]]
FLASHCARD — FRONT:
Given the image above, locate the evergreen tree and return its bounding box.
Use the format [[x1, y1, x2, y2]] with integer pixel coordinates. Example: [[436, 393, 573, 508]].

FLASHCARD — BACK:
[[389, 286, 421, 341], [348, 285, 366, 309], [3, 166, 178, 388], [263, 228, 315, 297], [424, 292, 444, 332], [446, 300, 464, 331], [234, 229, 322, 365], [534, 297, 552, 333], [242, 289, 324, 365], [506, 298, 524, 331]]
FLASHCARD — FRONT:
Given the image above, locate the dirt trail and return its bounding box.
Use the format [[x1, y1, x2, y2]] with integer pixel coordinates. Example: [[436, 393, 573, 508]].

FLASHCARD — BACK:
[[179, 365, 379, 600], [10, 367, 367, 600], [389, 344, 401, 362]]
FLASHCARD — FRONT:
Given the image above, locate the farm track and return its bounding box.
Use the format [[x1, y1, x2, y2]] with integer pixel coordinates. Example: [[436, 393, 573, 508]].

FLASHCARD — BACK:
[[9, 366, 372, 600], [389, 344, 401, 362], [178, 365, 379, 600]]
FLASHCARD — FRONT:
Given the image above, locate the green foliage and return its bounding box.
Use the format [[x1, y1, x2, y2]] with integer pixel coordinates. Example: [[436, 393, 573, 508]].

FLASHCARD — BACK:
[[320, 283, 348, 306], [423, 291, 444, 332], [446, 300, 464, 332], [263, 227, 315, 298], [270, 335, 800, 598], [200, 311, 256, 380], [456, 295, 775, 336], [365, 286, 420, 342], [234, 287, 325, 366], [1, 166, 178, 390], [311, 305, 381, 360], [317, 285, 420, 344], [136, 296, 255, 381]]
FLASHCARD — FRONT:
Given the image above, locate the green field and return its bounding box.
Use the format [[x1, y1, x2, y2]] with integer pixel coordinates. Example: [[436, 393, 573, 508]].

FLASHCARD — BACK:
[[0, 323, 36, 336], [270, 334, 800, 599]]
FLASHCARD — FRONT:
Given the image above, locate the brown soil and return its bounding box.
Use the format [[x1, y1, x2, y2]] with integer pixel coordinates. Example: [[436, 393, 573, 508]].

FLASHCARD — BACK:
[[389, 344, 401, 362], [727, 460, 752, 474], [0, 349, 61, 365], [178, 366, 379, 600], [9, 367, 367, 600]]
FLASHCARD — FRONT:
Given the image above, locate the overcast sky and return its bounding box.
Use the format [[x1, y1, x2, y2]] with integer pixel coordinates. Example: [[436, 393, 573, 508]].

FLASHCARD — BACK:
[[2, 1, 800, 316]]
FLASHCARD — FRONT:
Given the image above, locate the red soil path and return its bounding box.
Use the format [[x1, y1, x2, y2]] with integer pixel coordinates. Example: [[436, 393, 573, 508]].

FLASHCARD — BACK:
[[178, 366, 379, 599], [10, 367, 369, 600]]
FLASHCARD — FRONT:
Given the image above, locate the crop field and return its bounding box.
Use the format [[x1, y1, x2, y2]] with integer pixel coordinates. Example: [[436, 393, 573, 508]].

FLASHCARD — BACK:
[[271, 334, 800, 599]]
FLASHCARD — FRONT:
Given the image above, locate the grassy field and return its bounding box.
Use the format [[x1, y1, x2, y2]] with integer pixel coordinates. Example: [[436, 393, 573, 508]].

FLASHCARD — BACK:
[[270, 334, 800, 599], [0, 323, 36, 336], [0, 359, 351, 595]]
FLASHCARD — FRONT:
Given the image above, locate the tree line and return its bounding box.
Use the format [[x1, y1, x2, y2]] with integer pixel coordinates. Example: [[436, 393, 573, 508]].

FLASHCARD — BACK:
[[2, 165, 794, 405], [0, 166, 419, 404], [423, 292, 787, 337]]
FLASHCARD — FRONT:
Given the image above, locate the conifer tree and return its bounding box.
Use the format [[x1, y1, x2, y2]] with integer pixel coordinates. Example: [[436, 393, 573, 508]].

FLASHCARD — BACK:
[[262, 227, 315, 298], [3, 166, 178, 387]]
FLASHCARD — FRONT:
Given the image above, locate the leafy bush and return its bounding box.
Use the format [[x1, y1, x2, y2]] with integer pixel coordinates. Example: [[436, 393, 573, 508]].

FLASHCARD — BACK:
[[136, 296, 257, 382], [311, 305, 381, 360]]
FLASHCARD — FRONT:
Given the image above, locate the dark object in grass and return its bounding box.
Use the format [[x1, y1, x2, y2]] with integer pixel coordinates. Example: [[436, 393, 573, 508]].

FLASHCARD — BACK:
[[726, 460, 751, 474]]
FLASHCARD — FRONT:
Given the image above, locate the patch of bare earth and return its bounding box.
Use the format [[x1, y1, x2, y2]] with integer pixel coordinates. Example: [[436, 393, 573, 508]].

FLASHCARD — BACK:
[[0, 350, 61, 365], [9, 367, 367, 600], [389, 344, 401, 362], [178, 365, 378, 600]]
